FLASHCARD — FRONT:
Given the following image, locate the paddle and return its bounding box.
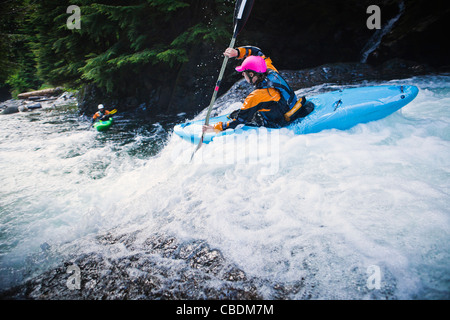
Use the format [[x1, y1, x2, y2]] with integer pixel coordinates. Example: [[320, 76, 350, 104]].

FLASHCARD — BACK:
[[102, 109, 117, 121], [190, 0, 254, 162]]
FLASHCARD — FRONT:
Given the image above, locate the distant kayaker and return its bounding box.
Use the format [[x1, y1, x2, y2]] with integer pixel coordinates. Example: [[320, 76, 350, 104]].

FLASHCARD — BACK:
[[92, 104, 110, 123], [203, 46, 313, 133]]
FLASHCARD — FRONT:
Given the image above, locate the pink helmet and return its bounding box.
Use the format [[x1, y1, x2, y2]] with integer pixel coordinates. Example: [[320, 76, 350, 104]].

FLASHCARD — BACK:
[[235, 55, 267, 73]]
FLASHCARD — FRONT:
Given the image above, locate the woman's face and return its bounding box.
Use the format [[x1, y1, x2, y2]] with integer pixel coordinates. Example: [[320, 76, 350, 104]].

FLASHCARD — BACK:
[[243, 71, 256, 84]]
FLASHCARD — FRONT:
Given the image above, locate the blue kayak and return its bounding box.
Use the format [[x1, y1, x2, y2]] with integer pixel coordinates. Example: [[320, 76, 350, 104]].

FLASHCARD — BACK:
[[174, 85, 419, 144]]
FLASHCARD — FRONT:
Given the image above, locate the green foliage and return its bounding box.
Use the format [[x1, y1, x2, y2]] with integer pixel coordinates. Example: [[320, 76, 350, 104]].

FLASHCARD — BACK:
[[146, 0, 190, 12], [0, 1, 19, 83], [0, 0, 236, 97], [1, 0, 42, 94]]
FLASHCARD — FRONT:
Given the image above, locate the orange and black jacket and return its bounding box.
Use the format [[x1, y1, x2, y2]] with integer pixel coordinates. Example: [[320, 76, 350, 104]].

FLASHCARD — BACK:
[[92, 110, 110, 121], [213, 46, 298, 131]]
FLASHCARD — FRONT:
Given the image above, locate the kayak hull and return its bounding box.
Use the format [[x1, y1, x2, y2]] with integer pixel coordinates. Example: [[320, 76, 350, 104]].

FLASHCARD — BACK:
[[174, 85, 419, 144], [94, 118, 113, 131]]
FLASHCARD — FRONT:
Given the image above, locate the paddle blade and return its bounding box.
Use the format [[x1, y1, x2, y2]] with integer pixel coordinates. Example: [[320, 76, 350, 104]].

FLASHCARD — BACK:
[[190, 134, 204, 163], [233, 0, 255, 37]]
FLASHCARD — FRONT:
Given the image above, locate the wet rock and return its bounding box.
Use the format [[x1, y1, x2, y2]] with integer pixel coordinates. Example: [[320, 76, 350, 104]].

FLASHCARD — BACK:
[[0, 91, 77, 116], [366, 0, 450, 68], [0, 232, 268, 300], [51, 92, 77, 107], [0, 106, 19, 115]]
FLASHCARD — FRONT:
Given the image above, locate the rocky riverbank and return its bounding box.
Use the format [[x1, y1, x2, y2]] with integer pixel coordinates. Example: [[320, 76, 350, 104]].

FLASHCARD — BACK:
[[0, 59, 438, 119], [0, 231, 277, 300], [0, 91, 78, 115], [77, 58, 438, 119]]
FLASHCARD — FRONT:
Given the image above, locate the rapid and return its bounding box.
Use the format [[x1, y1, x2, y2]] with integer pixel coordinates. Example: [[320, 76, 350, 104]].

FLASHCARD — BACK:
[[0, 74, 449, 299]]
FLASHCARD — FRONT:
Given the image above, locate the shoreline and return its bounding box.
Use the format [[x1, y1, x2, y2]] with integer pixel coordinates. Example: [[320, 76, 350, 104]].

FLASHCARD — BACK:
[[0, 92, 78, 115], [2, 59, 444, 119]]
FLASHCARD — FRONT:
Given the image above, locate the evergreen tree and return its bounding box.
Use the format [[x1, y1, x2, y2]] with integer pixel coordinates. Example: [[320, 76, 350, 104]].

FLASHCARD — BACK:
[[0, 0, 17, 84], [34, 0, 234, 95], [1, 0, 235, 107], [1, 0, 41, 96]]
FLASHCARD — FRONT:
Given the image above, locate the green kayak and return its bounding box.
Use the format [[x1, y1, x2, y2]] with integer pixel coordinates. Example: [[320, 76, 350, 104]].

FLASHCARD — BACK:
[[94, 117, 113, 131]]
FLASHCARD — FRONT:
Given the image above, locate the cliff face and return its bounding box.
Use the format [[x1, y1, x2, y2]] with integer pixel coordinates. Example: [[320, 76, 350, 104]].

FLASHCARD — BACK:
[[239, 0, 449, 69], [78, 0, 449, 117], [364, 0, 450, 67]]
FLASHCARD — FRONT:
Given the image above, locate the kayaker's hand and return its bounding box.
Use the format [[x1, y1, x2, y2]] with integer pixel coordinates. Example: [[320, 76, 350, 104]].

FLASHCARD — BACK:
[[202, 125, 216, 133], [224, 48, 239, 58]]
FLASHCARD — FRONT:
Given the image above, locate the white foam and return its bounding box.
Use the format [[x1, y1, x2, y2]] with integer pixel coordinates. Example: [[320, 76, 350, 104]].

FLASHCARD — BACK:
[[1, 77, 449, 298]]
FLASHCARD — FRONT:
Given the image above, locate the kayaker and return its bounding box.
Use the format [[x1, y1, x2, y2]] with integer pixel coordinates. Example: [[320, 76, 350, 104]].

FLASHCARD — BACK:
[[92, 104, 110, 123], [203, 46, 313, 133]]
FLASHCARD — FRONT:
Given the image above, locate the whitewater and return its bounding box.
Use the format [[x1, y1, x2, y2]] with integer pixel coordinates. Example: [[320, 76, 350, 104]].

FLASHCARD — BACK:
[[0, 75, 449, 299]]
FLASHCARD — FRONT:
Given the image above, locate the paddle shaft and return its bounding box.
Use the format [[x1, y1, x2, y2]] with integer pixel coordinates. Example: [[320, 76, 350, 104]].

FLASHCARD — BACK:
[[190, 0, 253, 161], [204, 35, 237, 126], [190, 31, 237, 160]]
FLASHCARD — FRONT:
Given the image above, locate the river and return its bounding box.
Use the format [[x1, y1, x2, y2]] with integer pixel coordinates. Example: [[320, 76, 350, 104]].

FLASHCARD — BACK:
[[0, 74, 449, 299]]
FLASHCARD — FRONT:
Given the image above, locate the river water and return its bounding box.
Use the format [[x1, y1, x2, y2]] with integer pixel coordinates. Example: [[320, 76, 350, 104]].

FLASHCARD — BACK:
[[0, 75, 449, 299]]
